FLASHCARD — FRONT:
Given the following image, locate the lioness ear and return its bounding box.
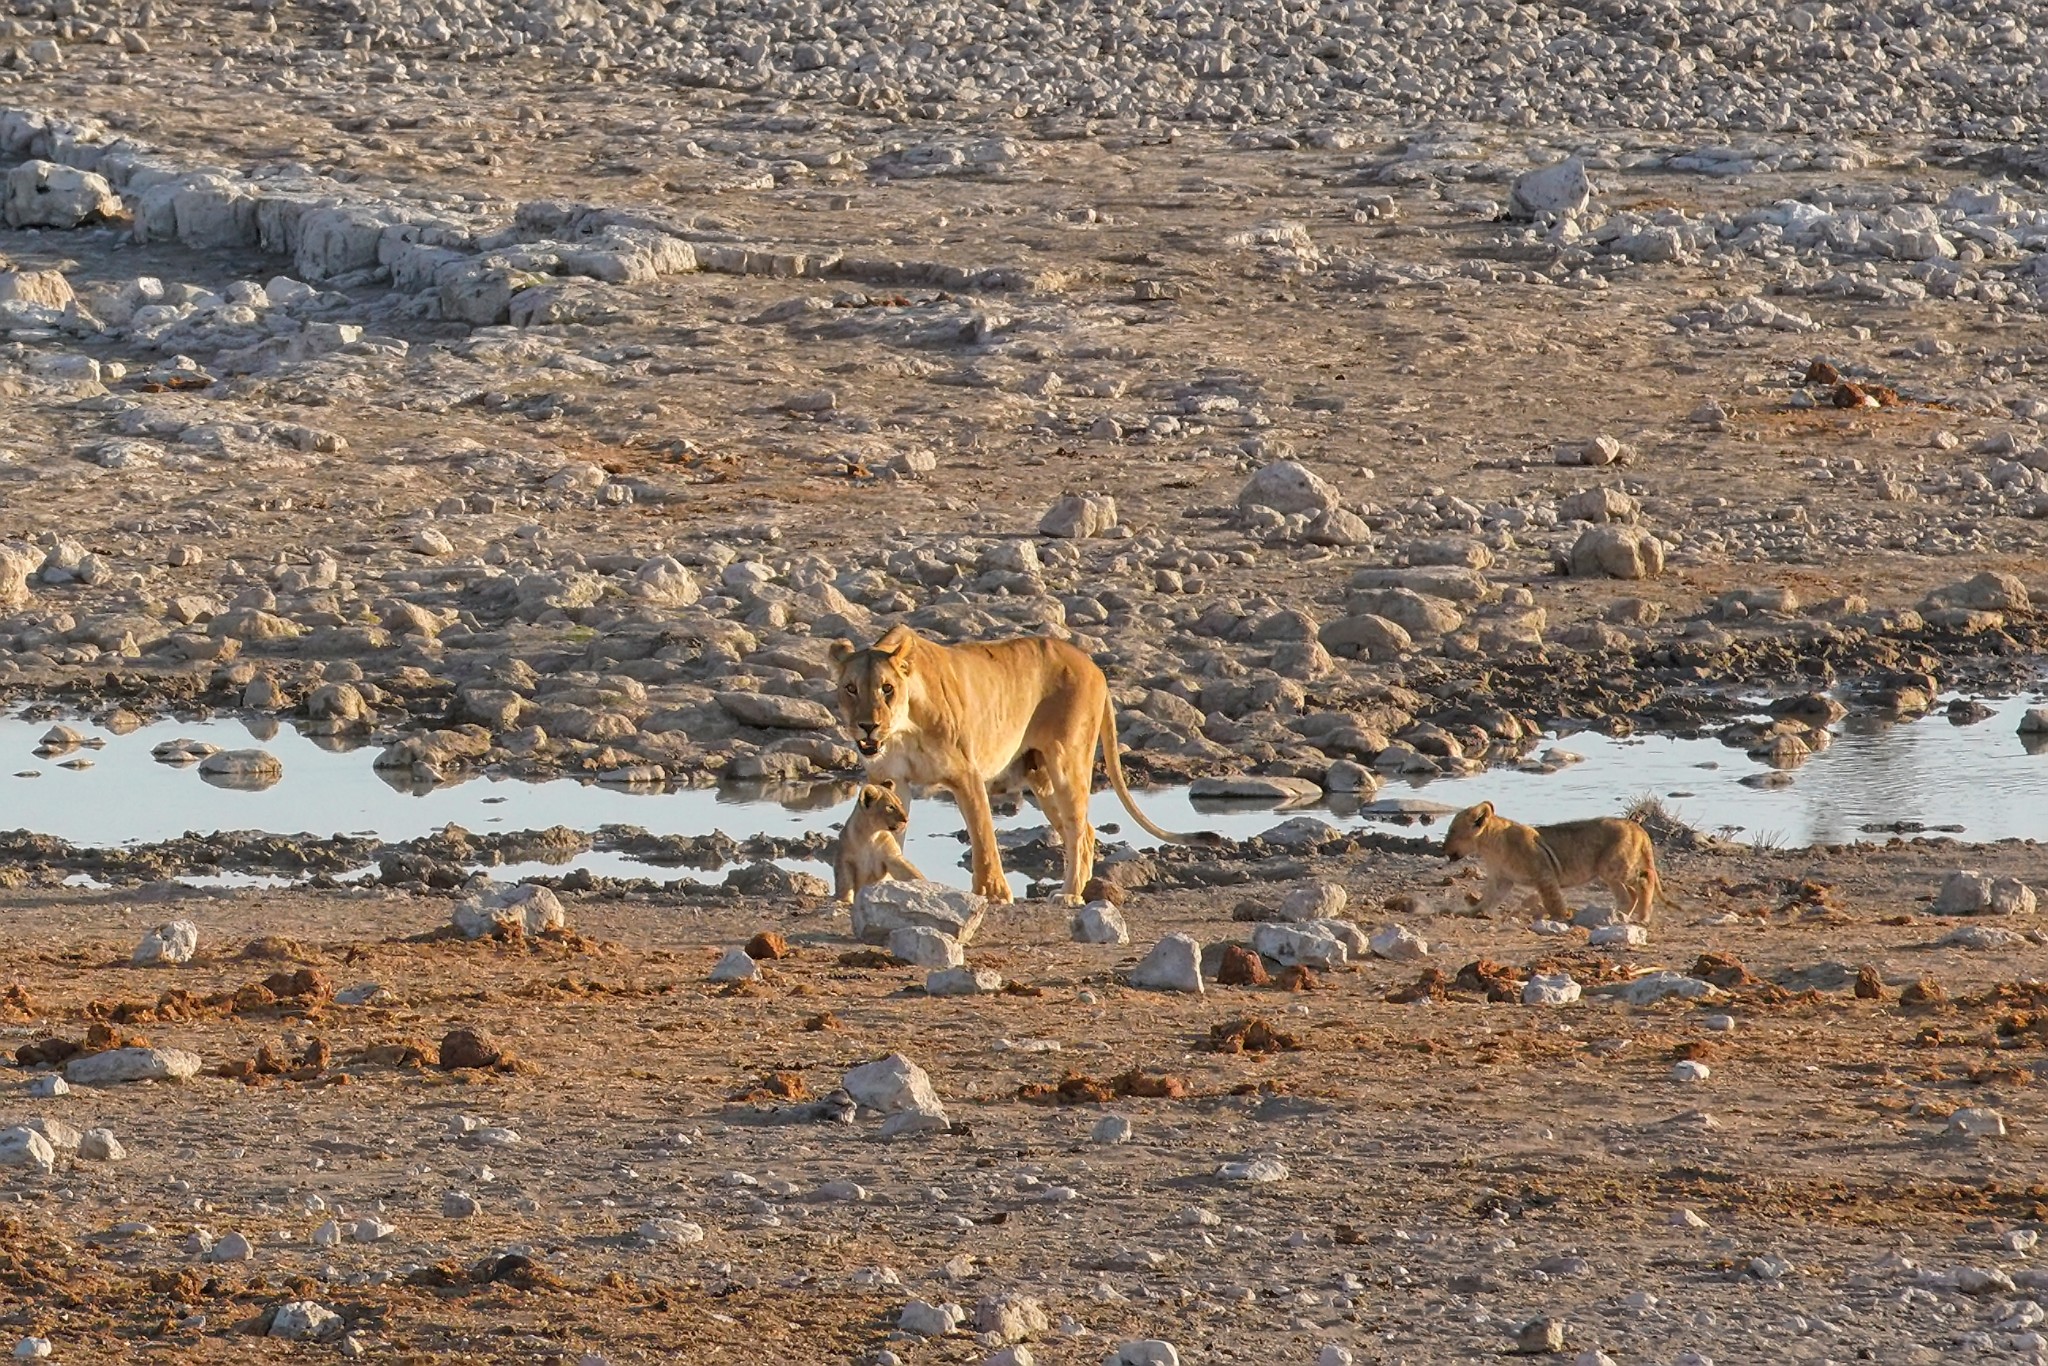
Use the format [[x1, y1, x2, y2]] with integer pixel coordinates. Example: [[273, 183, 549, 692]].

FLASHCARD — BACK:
[[874, 624, 913, 657], [828, 639, 855, 667]]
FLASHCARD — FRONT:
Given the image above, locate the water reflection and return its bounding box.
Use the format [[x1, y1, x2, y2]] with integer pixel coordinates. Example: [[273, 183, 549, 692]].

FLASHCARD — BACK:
[[0, 691, 2042, 889]]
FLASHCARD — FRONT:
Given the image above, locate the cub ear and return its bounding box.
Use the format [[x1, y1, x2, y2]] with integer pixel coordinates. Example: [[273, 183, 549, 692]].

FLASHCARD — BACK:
[[860, 787, 879, 808], [876, 778, 896, 790], [1472, 801, 1494, 821], [828, 638, 856, 667]]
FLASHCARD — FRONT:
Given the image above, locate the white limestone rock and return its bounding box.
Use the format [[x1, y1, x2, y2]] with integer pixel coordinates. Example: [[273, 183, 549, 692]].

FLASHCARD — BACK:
[[1039, 492, 1119, 538], [1126, 933, 1203, 993], [842, 1053, 946, 1119], [268, 1302, 343, 1341], [1568, 525, 1665, 579], [853, 879, 988, 946], [927, 966, 1002, 996], [1238, 460, 1339, 517], [1252, 921, 1350, 969], [889, 925, 965, 969], [1511, 157, 1593, 220], [65, 1047, 202, 1086], [1934, 870, 2036, 917], [452, 883, 566, 939], [708, 947, 761, 982], [1070, 901, 1130, 945], [0, 1128, 55, 1175], [4, 160, 121, 228], [1368, 923, 1429, 961], [1523, 972, 1582, 1006], [132, 920, 199, 967]]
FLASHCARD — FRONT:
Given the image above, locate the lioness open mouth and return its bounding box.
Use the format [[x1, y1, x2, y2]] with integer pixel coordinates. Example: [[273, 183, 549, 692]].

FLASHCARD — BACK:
[[856, 740, 880, 756]]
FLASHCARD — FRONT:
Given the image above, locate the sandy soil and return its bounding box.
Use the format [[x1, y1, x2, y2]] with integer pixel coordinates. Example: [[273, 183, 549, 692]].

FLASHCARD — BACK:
[[2, 2, 2048, 1363]]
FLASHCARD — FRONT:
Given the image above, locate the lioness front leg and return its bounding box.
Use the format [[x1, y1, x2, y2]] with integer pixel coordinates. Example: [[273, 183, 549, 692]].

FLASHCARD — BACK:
[[949, 777, 1012, 904]]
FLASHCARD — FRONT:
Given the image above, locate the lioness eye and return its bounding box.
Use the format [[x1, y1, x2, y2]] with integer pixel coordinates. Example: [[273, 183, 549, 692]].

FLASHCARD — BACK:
[[881, 685, 895, 700], [843, 683, 857, 695]]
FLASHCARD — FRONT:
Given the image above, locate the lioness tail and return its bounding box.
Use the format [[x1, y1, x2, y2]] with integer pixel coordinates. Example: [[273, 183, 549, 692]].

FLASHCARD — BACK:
[[1098, 696, 1219, 846]]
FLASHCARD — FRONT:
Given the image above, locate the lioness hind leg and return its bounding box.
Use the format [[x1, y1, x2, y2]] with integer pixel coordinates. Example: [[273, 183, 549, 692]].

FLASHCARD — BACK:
[[1035, 747, 1096, 906]]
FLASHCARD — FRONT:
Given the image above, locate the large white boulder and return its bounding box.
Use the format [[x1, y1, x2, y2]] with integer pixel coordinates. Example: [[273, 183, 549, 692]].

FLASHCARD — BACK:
[[451, 883, 566, 939], [1039, 492, 1119, 539], [1238, 460, 1338, 517], [1251, 922, 1349, 969], [887, 925, 964, 969], [1934, 871, 2036, 917], [5, 160, 121, 228], [64, 1047, 202, 1086], [0, 542, 40, 607], [852, 879, 987, 946], [132, 920, 199, 967], [1568, 525, 1666, 579], [842, 1053, 946, 1118], [268, 1302, 343, 1341], [1126, 933, 1204, 993], [1509, 156, 1592, 220], [0, 1127, 56, 1175]]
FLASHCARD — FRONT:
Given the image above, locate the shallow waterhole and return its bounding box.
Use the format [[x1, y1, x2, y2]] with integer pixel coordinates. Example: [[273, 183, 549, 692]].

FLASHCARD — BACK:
[[8, 690, 2046, 894]]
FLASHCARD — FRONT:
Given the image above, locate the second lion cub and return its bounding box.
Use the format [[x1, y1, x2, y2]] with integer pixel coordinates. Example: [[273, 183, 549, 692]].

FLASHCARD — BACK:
[[1443, 801, 1672, 922], [833, 781, 924, 902]]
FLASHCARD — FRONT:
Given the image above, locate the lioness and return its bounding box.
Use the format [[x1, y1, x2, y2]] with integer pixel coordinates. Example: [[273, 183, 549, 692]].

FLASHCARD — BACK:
[[833, 781, 924, 903], [829, 624, 1208, 904], [1442, 801, 1671, 922]]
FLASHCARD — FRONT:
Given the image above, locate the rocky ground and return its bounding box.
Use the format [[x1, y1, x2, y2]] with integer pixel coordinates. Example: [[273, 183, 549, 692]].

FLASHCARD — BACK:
[[2, 0, 2048, 1362]]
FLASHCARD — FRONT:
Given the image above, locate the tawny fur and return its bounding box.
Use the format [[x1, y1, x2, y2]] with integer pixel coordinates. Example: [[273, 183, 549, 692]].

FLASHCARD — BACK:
[[832, 781, 923, 902], [1442, 801, 1674, 923], [828, 625, 1207, 906]]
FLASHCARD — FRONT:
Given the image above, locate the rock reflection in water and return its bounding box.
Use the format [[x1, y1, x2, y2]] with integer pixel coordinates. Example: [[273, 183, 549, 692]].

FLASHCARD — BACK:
[[0, 691, 2044, 885]]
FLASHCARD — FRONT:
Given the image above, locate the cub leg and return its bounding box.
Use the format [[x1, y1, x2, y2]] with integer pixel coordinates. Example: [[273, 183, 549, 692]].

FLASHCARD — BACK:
[[1632, 865, 1660, 924], [883, 841, 924, 883], [832, 802, 858, 903], [1469, 872, 1511, 915]]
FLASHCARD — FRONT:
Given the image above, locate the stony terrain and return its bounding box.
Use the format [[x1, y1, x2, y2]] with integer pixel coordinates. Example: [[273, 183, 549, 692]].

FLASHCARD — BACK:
[[2, 0, 2048, 1362]]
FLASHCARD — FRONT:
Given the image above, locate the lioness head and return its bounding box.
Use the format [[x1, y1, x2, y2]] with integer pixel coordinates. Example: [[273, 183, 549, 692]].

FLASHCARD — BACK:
[[828, 625, 916, 758], [856, 780, 908, 833], [1443, 801, 1496, 862]]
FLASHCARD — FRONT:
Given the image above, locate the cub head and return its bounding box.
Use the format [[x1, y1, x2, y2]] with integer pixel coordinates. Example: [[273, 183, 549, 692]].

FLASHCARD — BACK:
[[829, 625, 916, 758], [1443, 801, 1496, 862], [856, 780, 908, 833]]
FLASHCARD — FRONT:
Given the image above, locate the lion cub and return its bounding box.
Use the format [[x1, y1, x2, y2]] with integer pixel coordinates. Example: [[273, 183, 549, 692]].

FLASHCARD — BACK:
[[1443, 801, 1671, 922], [833, 781, 924, 902]]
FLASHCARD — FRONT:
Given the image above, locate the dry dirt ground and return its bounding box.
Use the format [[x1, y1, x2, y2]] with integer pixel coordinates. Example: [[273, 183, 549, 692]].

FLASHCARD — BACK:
[[7, 835, 2048, 1365], [3, 1, 2048, 1364]]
